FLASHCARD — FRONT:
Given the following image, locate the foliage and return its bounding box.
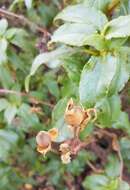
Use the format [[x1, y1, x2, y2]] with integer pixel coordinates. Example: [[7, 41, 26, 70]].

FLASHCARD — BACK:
[[0, 0, 130, 190]]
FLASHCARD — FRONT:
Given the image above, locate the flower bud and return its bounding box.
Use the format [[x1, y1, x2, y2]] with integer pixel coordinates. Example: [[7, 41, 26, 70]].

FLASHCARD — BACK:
[[65, 99, 85, 126]]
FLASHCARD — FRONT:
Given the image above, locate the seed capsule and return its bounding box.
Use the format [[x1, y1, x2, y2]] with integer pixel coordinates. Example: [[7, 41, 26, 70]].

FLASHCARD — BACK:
[[65, 99, 85, 126], [36, 131, 51, 149]]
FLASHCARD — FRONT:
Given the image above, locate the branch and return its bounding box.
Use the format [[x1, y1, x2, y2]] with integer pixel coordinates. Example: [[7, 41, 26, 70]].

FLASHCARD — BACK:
[[0, 89, 54, 108], [0, 8, 51, 36]]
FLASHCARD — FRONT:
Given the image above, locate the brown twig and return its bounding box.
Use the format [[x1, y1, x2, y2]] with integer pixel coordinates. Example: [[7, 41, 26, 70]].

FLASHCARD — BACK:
[[0, 8, 51, 36], [0, 88, 54, 108], [107, 0, 120, 17]]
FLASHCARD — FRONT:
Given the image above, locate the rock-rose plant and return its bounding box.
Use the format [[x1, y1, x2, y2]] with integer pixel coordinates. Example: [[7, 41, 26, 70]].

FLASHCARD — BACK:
[[26, 2, 130, 190]]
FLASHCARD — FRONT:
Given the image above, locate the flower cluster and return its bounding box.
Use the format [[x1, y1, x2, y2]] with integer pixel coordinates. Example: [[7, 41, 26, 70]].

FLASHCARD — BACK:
[[36, 99, 97, 164]]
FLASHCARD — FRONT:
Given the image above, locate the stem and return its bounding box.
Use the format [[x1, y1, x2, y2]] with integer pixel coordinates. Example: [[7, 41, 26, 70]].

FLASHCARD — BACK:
[[107, 0, 120, 16], [0, 8, 51, 36], [118, 147, 123, 181], [83, 49, 99, 56], [0, 88, 54, 108]]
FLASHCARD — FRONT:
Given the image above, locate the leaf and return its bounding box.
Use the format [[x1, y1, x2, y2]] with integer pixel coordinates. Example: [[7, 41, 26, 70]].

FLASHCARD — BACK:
[[54, 4, 108, 30], [113, 112, 130, 135], [83, 174, 108, 190], [95, 95, 121, 127], [31, 46, 73, 75], [83, 0, 112, 12], [103, 15, 130, 39], [54, 117, 74, 142], [24, 0, 32, 9], [50, 23, 97, 46], [119, 181, 130, 190], [25, 46, 74, 92], [63, 53, 85, 83], [0, 98, 9, 112], [79, 54, 129, 107], [95, 98, 112, 126], [79, 55, 119, 106], [0, 19, 8, 36], [0, 129, 18, 160], [105, 154, 120, 178], [4, 104, 17, 124], [52, 97, 68, 123], [0, 38, 8, 64]]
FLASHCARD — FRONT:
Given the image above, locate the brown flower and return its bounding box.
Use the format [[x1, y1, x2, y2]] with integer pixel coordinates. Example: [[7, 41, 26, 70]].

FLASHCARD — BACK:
[[36, 128, 58, 156], [64, 98, 85, 126]]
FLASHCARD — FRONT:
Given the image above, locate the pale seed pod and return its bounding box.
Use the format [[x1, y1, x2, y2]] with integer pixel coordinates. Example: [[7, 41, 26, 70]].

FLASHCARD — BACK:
[[36, 131, 51, 149], [61, 152, 71, 164], [65, 98, 85, 126], [59, 143, 70, 154]]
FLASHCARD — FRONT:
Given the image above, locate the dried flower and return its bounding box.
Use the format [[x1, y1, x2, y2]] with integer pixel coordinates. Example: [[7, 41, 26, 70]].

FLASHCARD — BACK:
[[61, 152, 71, 164], [60, 143, 71, 164], [36, 128, 58, 156], [65, 98, 85, 126]]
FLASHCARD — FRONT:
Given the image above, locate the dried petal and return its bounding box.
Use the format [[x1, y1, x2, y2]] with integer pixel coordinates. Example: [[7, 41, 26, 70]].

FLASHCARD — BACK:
[[61, 152, 71, 164], [48, 128, 58, 141]]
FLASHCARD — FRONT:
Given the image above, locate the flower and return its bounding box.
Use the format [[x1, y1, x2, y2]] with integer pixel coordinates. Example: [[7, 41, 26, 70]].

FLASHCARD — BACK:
[[64, 98, 85, 126], [36, 128, 58, 156]]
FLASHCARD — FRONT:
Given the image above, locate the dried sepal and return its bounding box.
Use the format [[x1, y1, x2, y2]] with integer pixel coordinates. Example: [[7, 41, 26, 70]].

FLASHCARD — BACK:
[[60, 143, 70, 154], [37, 143, 51, 156], [65, 98, 85, 126], [60, 143, 71, 164], [61, 152, 71, 164], [48, 128, 58, 141]]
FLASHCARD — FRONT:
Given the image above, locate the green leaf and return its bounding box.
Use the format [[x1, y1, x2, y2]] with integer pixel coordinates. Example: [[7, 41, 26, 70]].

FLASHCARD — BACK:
[[50, 23, 97, 46], [0, 19, 8, 36], [54, 4, 108, 30], [95, 98, 112, 126], [0, 38, 8, 64], [31, 46, 73, 75], [54, 117, 74, 142], [105, 154, 120, 178], [79, 55, 118, 106], [119, 181, 130, 190], [95, 95, 121, 127], [120, 137, 130, 160], [0, 129, 18, 160], [83, 34, 107, 51], [52, 97, 68, 123], [24, 0, 32, 9], [83, 0, 112, 12], [83, 174, 108, 190], [113, 112, 130, 134], [0, 99, 9, 112], [4, 104, 17, 124], [103, 15, 130, 39], [63, 53, 85, 83], [25, 46, 74, 92]]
